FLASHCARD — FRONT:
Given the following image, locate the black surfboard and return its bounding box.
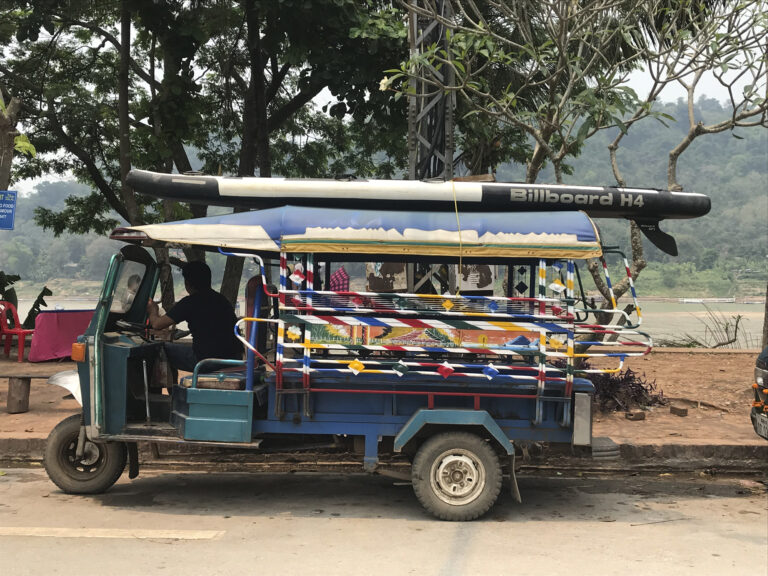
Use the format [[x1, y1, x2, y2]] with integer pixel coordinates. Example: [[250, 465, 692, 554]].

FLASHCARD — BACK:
[[126, 169, 712, 255]]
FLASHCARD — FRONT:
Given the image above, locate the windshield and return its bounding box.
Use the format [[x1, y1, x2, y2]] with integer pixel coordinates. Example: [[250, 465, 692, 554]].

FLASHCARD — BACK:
[[110, 261, 147, 314]]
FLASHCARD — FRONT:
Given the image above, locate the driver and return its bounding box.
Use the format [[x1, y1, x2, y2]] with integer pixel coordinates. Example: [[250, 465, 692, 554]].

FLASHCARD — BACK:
[[146, 261, 243, 373]]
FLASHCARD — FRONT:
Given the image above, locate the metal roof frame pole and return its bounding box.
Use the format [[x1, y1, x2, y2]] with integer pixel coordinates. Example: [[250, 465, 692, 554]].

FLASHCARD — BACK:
[[407, 0, 455, 181]]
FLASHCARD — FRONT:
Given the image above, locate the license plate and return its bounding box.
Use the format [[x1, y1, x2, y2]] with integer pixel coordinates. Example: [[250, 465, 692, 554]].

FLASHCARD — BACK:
[[754, 411, 768, 440]]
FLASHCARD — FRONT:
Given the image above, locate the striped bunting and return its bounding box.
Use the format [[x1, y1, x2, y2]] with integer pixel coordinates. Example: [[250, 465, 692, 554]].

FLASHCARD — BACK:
[[281, 313, 569, 334]]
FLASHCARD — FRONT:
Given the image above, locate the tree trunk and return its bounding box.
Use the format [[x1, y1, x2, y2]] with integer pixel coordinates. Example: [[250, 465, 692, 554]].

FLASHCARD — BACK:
[[525, 124, 555, 184], [238, 0, 259, 178], [118, 1, 139, 224], [151, 40, 205, 267], [219, 0, 272, 307], [0, 94, 21, 191], [525, 141, 546, 183], [0, 125, 14, 191], [253, 24, 271, 178], [166, 102, 206, 263]]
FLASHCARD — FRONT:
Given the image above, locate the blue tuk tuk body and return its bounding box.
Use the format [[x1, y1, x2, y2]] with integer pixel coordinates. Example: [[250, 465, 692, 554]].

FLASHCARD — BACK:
[[46, 205, 651, 520]]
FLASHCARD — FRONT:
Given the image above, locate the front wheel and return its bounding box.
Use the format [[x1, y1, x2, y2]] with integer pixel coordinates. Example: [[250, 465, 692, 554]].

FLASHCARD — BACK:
[[43, 414, 127, 494], [411, 431, 502, 521]]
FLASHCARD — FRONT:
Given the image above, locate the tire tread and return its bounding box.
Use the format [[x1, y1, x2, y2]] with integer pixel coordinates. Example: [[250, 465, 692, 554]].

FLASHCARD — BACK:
[[411, 431, 502, 521], [43, 414, 127, 494]]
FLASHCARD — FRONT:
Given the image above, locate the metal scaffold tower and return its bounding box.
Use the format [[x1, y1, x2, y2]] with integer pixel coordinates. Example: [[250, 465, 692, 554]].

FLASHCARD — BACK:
[[407, 0, 455, 181]]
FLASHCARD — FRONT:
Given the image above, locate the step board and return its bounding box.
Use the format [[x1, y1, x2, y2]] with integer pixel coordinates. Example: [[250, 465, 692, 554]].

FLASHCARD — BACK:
[[117, 424, 263, 449]]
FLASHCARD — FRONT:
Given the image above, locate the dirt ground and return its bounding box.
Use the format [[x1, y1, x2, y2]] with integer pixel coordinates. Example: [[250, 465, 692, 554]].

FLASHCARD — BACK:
[[596, 349, 757, 409], [591, 349, 763, 445]]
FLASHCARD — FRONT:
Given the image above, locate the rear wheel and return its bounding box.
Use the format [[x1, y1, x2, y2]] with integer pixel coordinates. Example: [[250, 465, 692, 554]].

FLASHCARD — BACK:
[[43, 414, 127, 494], [411, 431, 502, 521]]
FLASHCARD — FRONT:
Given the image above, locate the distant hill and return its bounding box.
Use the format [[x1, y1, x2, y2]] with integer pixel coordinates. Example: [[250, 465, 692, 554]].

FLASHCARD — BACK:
[[498, 97, 768, 297], [0, 181, 124, 291]]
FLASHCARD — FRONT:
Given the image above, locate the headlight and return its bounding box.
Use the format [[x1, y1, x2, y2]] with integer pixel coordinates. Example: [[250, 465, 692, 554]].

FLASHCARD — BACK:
[[756, 367, 766, 387]]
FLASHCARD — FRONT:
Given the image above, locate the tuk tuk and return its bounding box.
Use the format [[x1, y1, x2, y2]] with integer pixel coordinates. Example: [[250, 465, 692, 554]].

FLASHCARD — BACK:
[[44, 204, 651, 520]]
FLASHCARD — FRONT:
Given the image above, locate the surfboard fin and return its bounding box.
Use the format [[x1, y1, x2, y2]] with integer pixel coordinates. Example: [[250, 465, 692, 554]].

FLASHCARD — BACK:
[[634, 219, 678, 256]]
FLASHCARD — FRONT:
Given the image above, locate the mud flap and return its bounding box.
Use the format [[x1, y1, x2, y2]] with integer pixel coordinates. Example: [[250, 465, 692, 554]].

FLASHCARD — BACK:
[[127, 442, 139, 479], [509, 451, 522, 504], [48, 371, 83, 406]]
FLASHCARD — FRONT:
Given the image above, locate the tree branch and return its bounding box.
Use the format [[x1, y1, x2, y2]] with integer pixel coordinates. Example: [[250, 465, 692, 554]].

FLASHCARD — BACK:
[[45, 97, 132, 223], [267, 85, 323, 132], [57, 16, 160, 90]]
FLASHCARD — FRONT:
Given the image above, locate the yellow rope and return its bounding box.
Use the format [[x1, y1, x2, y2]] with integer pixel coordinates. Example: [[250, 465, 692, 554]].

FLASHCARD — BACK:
[[452, 179, 462, 295]]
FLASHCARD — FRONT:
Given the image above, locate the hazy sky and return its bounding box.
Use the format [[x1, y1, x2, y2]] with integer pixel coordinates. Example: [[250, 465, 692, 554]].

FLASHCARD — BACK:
[[628, 68, 754, 104]]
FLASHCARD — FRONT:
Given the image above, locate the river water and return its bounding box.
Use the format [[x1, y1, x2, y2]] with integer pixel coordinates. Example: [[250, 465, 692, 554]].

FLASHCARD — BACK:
[[636, 300, 764, 348]]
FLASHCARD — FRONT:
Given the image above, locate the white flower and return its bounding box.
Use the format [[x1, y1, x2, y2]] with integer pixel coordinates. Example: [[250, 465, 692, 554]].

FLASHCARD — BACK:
[[287, 326, 302, 341], [379, 76, 392, 91]]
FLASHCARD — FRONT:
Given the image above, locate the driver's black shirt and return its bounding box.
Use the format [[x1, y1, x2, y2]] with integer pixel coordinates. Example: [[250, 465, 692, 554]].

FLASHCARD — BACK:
[[166, 289, 243, 361]]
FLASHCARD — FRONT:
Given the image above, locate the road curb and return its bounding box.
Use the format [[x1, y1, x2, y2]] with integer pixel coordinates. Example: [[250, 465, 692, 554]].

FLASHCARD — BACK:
[[620, 442, 768, 462], [0, 438, 47, 462], [615, 443, 768, 472], [2, 437, 766, 473]]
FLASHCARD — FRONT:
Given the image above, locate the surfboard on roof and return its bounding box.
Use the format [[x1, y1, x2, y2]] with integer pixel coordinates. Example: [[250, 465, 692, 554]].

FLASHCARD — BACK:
[[125, 169, 712, 255], [126, 169, 710, 219]]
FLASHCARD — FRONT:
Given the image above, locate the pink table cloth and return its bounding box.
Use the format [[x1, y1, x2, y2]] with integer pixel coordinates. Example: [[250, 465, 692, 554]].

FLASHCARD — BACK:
[[28, 310, 94, 362]]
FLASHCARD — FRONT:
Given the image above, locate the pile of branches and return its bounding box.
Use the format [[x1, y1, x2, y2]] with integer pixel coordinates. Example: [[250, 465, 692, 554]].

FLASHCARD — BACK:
[[555, 359, 665, 412]]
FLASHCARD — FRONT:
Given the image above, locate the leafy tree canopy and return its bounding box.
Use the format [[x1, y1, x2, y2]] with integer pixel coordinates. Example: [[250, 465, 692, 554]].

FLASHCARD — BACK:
[[0, 0, 410, 234]]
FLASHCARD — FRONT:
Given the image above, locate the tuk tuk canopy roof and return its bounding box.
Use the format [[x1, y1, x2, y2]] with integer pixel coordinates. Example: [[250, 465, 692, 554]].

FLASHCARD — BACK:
[[112, 205, 603, 258]]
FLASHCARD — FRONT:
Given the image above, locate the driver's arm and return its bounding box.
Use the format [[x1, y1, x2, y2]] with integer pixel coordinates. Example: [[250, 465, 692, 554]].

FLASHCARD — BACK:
[[146, 299, 176, 331]]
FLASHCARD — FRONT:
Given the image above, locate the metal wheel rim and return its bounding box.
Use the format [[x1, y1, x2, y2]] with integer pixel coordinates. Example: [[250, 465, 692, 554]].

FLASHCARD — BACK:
[[57, 433, 107, 480], [429, 448, 486, 506]]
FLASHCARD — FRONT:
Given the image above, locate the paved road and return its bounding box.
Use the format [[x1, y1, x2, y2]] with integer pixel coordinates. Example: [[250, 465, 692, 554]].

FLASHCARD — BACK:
[[0, 468, 765, 576]]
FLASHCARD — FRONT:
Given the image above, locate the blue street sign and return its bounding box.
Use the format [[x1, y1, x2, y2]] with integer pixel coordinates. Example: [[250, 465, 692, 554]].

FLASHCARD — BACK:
[[0, 190, 17, 230]]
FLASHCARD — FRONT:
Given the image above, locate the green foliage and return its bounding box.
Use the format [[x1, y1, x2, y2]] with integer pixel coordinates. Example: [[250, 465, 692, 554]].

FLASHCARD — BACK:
[[34, 192, 120, 236], [13, 133, 35, 157], [350, 5, 407, 41], [268, 100, 407, 179], [189, 0, 409, 178], [0, 0, 409, 236]]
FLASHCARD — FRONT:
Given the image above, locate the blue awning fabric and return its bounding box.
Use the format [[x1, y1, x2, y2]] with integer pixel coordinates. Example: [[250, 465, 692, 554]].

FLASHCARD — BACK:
[[116, 205, 602, 258]]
